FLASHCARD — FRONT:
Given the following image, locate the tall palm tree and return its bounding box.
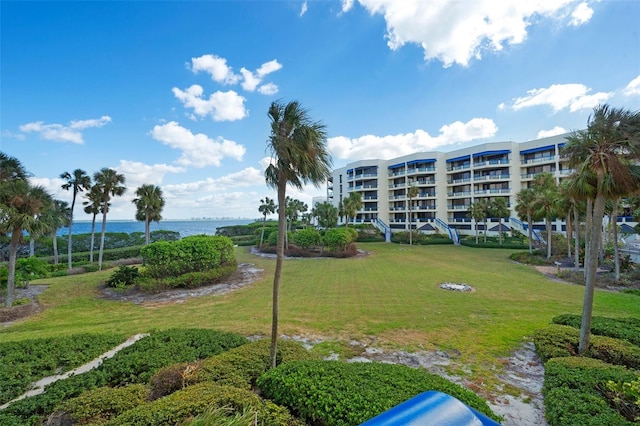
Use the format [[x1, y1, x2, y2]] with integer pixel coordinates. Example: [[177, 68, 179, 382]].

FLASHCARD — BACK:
[[132, 184, 165, 245], [467, 200, 488, 244], [40, 199, 71, 264], [343, 191, 363, 228], [515, 188, 537, 253], [60, 169, 91, 270], [264, 100, 332, 369], [490, 197, 510, 246], [0, 180, 51, 306], [83, 185, 106, 263], [93, 168, 126, 271], [0, 153, 28, 223], [258, 197, 276, 247], [407, 184, 419, 245], [314, 201, 338, 230], [562, 104, 640, 354]]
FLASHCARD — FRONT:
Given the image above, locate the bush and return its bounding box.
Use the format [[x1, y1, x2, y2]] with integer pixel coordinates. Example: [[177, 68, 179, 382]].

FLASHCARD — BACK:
[[508, 250, 549, 265], [552, 314, 640, 347], [291, 228, 321, 250], [160, 262, 237, 289], [108, 383, 299, 426], [324, 228, 354, 251], [257, 360, 498, 425], [543, 357, 637, 426], [148, 363, 198, 401], [59, 384, 148, 424], [105, 266, 139, 288], [534, 324, 640, 369]]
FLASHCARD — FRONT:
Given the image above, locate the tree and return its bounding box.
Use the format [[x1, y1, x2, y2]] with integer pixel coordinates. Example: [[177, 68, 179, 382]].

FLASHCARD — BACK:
[[0, 179, 51, 307], [515, 188, 537, 253], [258, 196, 276, 247], [82, 184, 106, 263], [468, 200, 488, 244], [60, 169, 91, 269], [562, 104, 640, 354], [93, 168, 126, 271], [264, 100, 332, 369], [407, 184, 419, 245], [314, 201, 338, 230], [40, 199, 71, 264], [132, 184, 165, 245], [530, 173, 559, 259], [343, 192, 363, 228], [489, 197, 509, 246]]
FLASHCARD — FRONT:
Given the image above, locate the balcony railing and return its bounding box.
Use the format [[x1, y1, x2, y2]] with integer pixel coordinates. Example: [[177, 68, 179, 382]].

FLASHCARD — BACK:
[[473, 174, 510, 181], [520, 155, 556, 165]]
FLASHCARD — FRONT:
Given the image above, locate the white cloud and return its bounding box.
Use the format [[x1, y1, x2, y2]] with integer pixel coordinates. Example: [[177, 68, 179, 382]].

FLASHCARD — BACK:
[[341, 0, 354, 13], [328, 118, 497, 160], [172, 85, 247, 121], [300, 1, 308, 16], [191, 54, 240, 85], [150, 121, 246, 167], [239, 60, 282, 93], [163, 167, 263, 196], [623, 75, 640, 97], [355, 0, 593, 67], [1, 130, 26, 140], [116, 160, 185, 189], [570, 2, 593, 26], [19, 116, 111, 144], [507, 83, 612, 112], [537, 126, 568, 138]]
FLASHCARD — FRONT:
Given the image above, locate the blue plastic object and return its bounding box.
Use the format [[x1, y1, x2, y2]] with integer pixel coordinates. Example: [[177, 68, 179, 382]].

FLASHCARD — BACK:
[[360, 391, 501, 426]]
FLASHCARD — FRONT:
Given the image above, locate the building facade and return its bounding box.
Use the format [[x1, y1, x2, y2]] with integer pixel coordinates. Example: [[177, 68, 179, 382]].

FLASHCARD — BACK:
[[327, 134, 636, 239]]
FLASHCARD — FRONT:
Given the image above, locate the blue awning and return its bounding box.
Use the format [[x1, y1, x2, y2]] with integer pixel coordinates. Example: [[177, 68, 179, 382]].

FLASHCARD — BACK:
[[388, 162, 405, 169], [347, 169, 353, 174], [446, 155, 470, 163], [407, 158, 436, 165], [519, 144, 555, 155], [472, 150, 510, 158]]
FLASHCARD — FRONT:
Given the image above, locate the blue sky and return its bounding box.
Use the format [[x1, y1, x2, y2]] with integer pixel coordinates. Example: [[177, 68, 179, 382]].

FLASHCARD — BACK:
[[2, 0, 639, 220]]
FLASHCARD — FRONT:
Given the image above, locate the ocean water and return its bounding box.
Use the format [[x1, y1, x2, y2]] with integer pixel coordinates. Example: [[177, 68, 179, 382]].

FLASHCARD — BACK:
[[57, 219, 255, 238]]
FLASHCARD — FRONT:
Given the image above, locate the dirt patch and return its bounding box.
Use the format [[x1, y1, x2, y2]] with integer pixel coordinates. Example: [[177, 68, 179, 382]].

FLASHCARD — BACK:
[[0, 285, 48, 325], [99, 263, 264, 306]]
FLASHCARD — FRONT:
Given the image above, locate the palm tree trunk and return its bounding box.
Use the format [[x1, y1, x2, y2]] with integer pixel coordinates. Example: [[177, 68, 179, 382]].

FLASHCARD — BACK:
[[260, 216, 266, 247], [270, 179, 287, 369], [145, 212, 150, 245], [573, 205, 580, 272], [29, 238, 35, 257], [5, 230, 21, 307], [566, 212, 572, 258], [475, 220, 479, 245], [408, 204, 413, 245], [546, 218, 552, 259], [67, 196, 76, 270], [584, 199, 593, 284], [52, 231, 59, 264], [483, 218, 487, 243], [89, 213, 97, 263], [98, 208, 108, 271], [527, 213, 533, 254], [498, 218, 503, 246], [579, 193, 606, 354], [612, 200, 620, 281]]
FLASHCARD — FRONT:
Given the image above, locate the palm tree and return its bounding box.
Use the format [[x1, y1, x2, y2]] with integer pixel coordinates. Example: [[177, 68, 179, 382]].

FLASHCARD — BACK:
[[562, 104, 640, 354], [82, 184, 106, 263], [258, 197, 276, 247], [467, 200, 488, 244], [60, 169, 91, 270], [40, 199, 71, 264], [315, 201, 338, 230], [515, 188, 537, 253], [407, 184, 419, 245], [343, 192, 363, 228], [489, 197, 509, 246], [93, 168, 126, 271], [264, 100, 332, 369], [132, 184, 165, 245], [0, 179, 51, 307]]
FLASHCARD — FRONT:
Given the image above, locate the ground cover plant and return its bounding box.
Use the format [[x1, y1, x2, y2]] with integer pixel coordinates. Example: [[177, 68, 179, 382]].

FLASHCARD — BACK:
[[2, 243, 640, 418]]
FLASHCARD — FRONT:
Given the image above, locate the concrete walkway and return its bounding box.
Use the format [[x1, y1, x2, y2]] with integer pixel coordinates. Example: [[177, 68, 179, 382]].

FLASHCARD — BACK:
[[0, 333, 148, 410]]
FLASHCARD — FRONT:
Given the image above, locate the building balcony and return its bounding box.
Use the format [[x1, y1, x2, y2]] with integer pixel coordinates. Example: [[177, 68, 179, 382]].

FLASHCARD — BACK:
[[447, 191, 472, 197], [446, 164, 471, 171], [474, 159, 510, 168], [446, 178, 471, 184], [473, 174, 510, 182], [520, 155, 556, 165], [407, 166, 436, 174], [448, 205, 470, 210], [473, 189, 510, 195]]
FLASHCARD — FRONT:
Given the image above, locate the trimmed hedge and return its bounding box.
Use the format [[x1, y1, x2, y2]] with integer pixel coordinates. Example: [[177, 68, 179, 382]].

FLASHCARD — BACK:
[[2, 329, 247, 423], [460, 239, 529, 249], [257, 360, 499, 425], [552, 314, 640, 347], [107, 383, 300, 426], [543, 357, 637, 426], [0, 333, 124, 405], [533, 325, 640, 369], [59, 384, 148, 424]]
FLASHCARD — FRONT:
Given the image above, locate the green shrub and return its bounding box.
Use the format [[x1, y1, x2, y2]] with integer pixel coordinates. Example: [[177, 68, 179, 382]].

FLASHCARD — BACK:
[[11, 297, 31, 307], [621, 289, 640, 297], [15, 257, 50, 284], [534, 324, 640, 369], [605, 376, 640, 422], [60, 384, 148, 424], [552, 314, 640, 346], [189, 339, 318, 392], [105, 265, 140, 288], [108, 383, 299, 426], [257, 360, 498, 425], [161, 262, 237, 289], [324, 228, 354, 251], [460, 239, 529, 249], [291, 228, 321, 250], [508, 251, 548, 265], [543, 357, 637, 426]]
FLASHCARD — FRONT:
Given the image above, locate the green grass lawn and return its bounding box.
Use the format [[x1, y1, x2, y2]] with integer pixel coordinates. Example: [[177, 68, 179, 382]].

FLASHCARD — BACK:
[[2, 243, 639, 387]]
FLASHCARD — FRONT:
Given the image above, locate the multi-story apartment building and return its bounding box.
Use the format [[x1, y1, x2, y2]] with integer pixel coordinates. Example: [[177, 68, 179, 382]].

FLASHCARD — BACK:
[[327, 134, 637, 241]]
